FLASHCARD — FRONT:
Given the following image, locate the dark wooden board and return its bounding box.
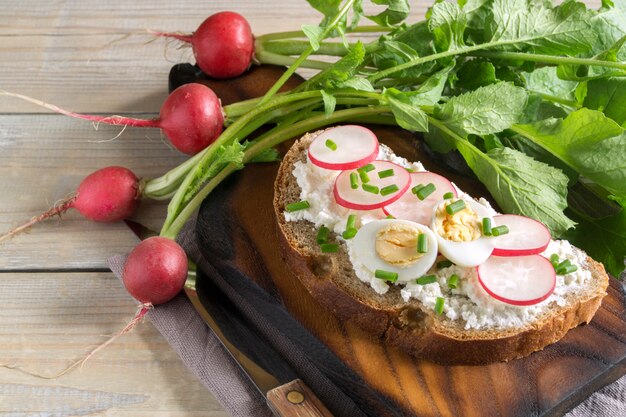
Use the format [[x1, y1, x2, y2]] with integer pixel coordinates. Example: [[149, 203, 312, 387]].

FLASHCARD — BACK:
[[172, 64, 626, 417]]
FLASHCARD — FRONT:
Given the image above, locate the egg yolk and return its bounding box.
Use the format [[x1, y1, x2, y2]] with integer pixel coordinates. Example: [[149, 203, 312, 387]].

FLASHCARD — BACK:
[[375, 224, 423, 266], [435, 199, 481, 242]]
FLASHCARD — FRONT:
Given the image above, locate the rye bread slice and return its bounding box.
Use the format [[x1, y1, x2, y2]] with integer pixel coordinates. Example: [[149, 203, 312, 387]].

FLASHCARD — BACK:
[[273, 133, 610, 365]]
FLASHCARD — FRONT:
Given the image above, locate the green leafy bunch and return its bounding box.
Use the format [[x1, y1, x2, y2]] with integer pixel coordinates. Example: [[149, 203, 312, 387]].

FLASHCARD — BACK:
[[149, 0, 626, 276]]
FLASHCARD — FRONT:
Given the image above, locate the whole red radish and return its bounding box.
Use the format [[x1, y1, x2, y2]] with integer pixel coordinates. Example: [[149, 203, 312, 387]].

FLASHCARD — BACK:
[[74, 166, 141, 222], [158, 83, 224, 154], [0, 83, 224, 155], [192, 12, 255, 79], [122, 236, 188, 305], [152, 11, 254, 79], [0, 166, 140, 243]]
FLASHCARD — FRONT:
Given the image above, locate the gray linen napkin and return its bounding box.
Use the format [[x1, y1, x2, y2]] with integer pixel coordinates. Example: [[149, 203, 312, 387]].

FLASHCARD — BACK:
[[108, 221, 626, 417], [107, 262, 272, 417]]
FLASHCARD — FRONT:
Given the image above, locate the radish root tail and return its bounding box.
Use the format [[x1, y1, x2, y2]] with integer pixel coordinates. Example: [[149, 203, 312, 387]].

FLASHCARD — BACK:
[[0, 196, 76, 244], [0, 90, 159, 128], [0, 303, 153, 380], [146, 29, 193, 44]]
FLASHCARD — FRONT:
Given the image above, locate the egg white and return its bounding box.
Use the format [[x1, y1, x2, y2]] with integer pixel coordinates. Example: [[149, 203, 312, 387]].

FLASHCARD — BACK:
[[431, 198, 496, 268], [352, 219, 438, 283]]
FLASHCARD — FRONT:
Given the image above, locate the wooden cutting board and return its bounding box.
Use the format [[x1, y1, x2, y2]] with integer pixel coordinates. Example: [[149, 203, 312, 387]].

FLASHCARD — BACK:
[[172, 64, 626, 417]]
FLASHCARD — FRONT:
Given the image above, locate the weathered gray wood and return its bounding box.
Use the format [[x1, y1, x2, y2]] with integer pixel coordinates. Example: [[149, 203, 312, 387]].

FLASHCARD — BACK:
[[0, 114, 186, 270], [0, 0, 430, 114], [0, 271, 228, 416]]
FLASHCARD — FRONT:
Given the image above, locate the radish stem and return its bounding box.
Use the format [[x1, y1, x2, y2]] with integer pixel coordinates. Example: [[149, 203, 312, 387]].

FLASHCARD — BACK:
[[254, 25, 389, 43], [470, 50, 626, 71], [160, 90, 325, 232], [146, 92, 383, 201], [260, 40, 351, 57], [254, 49, 332, 70], [161, 105, 390, 238], [257, 0, 357, 106]]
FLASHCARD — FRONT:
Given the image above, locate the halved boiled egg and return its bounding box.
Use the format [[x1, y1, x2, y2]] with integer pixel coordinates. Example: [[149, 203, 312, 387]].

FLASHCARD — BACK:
[[352, 219, 438, 283], [431, 198, 495, 267]]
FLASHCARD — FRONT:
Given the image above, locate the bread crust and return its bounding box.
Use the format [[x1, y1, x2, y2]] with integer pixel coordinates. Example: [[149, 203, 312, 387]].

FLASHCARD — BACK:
[[274, 134, 610, 365]]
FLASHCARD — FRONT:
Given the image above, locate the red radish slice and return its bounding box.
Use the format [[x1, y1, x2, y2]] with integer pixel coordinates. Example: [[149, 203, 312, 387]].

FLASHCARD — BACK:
[[308, 125, 379, 170], [492, 214, 551, 256], [477, 255, 556, 306], [383, 171, 457, 225], [334, 161, 410, 210]]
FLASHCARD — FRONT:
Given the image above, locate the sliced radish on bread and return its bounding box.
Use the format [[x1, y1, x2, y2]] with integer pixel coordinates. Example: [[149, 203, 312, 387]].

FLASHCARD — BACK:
[[383, 171, 457, 225], [492, 214, 551, 256], [308, 125, 379, 170], [334, 161, 410, 210], [477, 255, 556, 306]]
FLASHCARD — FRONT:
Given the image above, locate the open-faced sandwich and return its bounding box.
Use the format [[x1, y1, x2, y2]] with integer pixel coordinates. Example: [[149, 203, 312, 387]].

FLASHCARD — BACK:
[[274, 125, 610, 365]]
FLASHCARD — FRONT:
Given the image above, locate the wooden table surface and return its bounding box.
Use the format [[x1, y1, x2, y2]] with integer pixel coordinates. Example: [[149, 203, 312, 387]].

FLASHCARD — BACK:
[[0, 1, 604, 416]]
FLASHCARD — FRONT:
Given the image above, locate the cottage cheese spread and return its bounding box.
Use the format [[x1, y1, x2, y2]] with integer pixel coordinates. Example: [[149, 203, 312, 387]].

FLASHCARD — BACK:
[[284, 144, 592, 330]]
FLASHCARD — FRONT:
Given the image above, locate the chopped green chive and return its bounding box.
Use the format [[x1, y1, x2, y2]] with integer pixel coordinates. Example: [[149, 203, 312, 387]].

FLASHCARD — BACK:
[[359, 170, 370, 184], [343, 214, 358, 238], [405, 167, 416, 172], [555, 259, 575, 274], [482, 217, 492, 236], [435, 297, 445, 315], [385, 214, 395, 219], [325, 139, 337, 151], [286, 200, 310, 212], [316, 226, 330, 244], [378, 169, 395, 179], [443, 192, 454, 199], [445, 199, 466, 215], [416, 183, 436, 200], [556, 259, 572, 269], [362, 184, 379, 194], [416, 274, 437, 285], [556, 264, 578, 275], [375, 269, 398, 283], [320, 243, 339, 253], [437, 260, 453, 269], [360, 163, 375, 173], [342, 228, 357, 240], [411, 183, 425, 195], [380, 184, 399, 196], [417, 233, 428, 253], [448, 274, 459, 289], [350, 172, 359, 189], [549, 254, 560, 268], [492, 225, 509, 236], [346, 214, 357, 230]]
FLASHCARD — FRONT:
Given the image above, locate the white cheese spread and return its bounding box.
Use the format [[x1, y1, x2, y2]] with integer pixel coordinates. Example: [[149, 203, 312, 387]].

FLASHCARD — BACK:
[[284, 144, 592, 330]]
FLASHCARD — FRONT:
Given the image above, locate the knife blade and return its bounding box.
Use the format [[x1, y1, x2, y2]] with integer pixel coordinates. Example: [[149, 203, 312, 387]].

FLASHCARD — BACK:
[[124, 219, 334, 416]]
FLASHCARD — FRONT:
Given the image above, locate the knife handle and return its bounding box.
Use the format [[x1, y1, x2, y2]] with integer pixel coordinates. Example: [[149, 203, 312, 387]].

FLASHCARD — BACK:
[[267, 379, 334, 417]]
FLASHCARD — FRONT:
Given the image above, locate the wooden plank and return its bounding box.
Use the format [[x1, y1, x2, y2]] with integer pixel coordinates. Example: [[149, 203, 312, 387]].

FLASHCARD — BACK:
[[0, 0, 430, 114], [0, 271, 228, 416], [194, 124, 626, 417], [0, 114, 186, 270]]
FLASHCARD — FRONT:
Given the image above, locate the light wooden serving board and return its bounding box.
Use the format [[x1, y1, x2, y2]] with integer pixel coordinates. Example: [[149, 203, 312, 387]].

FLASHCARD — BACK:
[[176, 65, 626, 417]]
